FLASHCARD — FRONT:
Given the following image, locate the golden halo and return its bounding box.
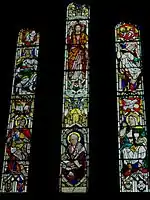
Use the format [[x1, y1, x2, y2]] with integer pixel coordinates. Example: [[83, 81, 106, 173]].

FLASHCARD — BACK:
[[67, 132, 81, 143], [15, 116, 27, 127], [126, 112, 140, 124]]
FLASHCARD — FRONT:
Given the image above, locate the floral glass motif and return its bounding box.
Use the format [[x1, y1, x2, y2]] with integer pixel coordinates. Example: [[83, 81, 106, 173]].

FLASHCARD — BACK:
[[59, 2, 90, 193], [115, 22, 149, 192], [0, 29, 40, 193]]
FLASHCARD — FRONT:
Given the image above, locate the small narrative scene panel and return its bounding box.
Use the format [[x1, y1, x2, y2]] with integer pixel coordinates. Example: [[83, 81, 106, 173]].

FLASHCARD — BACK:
[[115, 41, 143, 92], [62, 96, 89, 128], [63, 70, 89, 98], [12, 47, 39, 95], [64, 19, 89, 71], [17, 29, 40, 46], [115, 22, 140, 42], [59, 126, 89, 193], [117, 95, 147, 128], [7, 95, 35, 130]]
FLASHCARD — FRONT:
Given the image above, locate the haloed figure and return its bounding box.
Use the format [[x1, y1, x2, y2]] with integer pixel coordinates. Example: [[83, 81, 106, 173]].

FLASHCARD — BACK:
[[61, 132, 86, 185], [67, 23, 88, 78]]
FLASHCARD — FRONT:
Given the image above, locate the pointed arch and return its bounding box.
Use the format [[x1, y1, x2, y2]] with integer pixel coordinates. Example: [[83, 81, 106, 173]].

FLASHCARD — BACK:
[[115, 22, 149, 192], [59, 2, 90, 193], [0, 29, 40, 193]]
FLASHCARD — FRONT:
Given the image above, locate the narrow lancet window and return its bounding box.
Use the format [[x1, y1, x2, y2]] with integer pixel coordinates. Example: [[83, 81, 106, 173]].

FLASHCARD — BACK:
[[59, 2, 90, 193]]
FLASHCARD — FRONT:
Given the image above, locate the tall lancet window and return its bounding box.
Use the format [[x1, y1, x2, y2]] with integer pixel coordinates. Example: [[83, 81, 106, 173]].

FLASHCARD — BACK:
[[0, 29, 40, 193], [115, 22, 149, 192], [59, 2, 90, 193]]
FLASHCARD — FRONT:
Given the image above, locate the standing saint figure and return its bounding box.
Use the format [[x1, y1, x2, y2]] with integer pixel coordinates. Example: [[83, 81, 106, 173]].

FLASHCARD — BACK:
[[67, 22, 88, 78]]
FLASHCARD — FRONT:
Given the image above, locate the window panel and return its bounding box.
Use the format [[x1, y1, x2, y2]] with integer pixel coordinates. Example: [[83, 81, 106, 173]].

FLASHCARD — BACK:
[[115, 22, 149, 192], [59, 2, 90, 193], [0, 29, 40, 193]]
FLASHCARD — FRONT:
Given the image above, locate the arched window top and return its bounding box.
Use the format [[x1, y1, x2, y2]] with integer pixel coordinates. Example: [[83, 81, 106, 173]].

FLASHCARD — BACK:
[[17, 29, 40, 46], [67, 2, 90, 20], [115, 22, 140, 42]]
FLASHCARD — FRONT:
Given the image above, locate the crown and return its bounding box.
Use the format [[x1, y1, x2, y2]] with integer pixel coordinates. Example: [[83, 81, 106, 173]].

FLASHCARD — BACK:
[[67, 3, 89, 20]]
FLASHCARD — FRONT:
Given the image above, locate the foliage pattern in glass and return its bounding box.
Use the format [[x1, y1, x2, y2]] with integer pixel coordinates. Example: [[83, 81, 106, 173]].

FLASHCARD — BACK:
[[115, 22, 149, 192], [59, 3, 90, 193], [0, 29, 40, 193]]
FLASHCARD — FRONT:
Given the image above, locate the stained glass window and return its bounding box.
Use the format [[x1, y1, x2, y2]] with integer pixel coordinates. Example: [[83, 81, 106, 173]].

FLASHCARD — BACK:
[[59, 2, 90, 193], [0, 29, 40, 193], [115, 22, 149, 192]]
